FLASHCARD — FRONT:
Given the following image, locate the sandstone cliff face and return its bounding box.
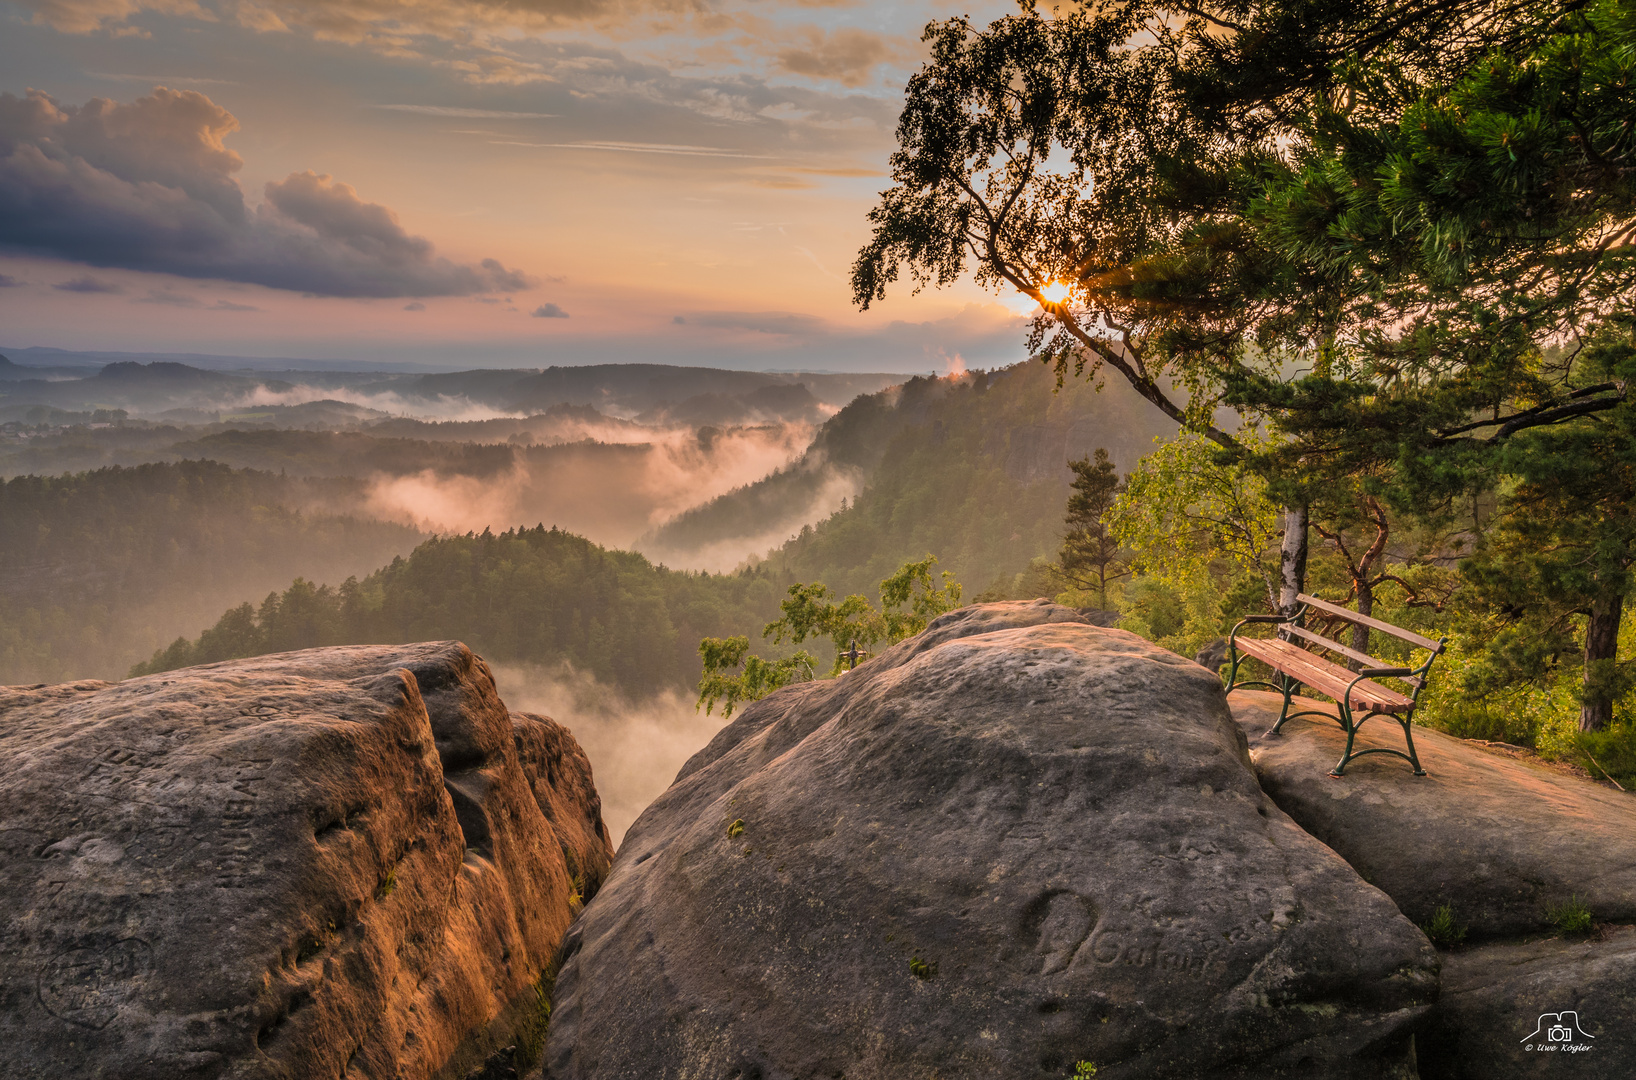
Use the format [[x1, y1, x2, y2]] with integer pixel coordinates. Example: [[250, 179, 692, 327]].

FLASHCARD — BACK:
[[546, 601, 1437, 1079], [0, 641, 611, 1080]]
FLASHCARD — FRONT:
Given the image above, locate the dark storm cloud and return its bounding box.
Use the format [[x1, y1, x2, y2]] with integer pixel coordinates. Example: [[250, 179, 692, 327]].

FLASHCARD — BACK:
[[0, 88, 535, 298]]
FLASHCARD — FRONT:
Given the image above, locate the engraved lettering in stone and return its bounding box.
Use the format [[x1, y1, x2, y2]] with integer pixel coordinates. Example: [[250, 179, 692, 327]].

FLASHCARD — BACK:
[[37, 939, 153, 1030]]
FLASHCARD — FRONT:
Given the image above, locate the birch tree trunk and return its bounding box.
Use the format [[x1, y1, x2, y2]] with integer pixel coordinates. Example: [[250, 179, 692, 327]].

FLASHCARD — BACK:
[[1278, 504, 1309, 628]]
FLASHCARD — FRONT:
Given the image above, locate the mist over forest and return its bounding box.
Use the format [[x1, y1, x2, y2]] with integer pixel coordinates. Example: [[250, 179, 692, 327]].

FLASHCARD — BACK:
[[0, 350, 1169, 836]]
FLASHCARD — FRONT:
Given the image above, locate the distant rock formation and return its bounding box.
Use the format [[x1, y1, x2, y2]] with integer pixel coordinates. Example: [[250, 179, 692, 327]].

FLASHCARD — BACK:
[[0, 642, 611, 1080], [546, 601, 1436, 1078]]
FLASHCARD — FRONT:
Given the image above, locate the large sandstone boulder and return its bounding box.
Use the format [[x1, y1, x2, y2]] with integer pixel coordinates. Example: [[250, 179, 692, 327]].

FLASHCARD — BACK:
[[0, 642, 612, 1080], [546, 602, 1437, 1079], [1231, 690, 1636, 937], [1418, 926, 1636, 1079]]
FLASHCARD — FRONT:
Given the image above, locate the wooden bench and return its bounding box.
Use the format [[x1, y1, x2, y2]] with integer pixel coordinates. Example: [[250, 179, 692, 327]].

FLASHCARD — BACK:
[[1226, 593, 1447, 777]]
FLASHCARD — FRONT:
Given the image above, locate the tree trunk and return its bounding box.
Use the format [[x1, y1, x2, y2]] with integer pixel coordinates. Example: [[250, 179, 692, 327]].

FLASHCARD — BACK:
[[1278, 504, 1309, 628], [1581, 588, 1625, 733], [1352, 579, 1373, 668]]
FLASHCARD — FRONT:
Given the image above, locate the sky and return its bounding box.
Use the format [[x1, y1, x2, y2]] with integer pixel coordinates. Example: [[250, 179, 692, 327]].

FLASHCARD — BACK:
[[0, 0, 1037, 371]]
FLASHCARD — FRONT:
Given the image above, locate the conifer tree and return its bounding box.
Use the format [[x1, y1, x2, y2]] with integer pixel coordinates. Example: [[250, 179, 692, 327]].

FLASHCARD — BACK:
[[1059, 449, 1129, 609]]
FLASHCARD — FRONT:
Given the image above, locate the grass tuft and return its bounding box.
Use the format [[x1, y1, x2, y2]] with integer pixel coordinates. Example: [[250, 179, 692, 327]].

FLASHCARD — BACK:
[[1420, 903, 1467, 949], [1547, 895, 1595, 937]]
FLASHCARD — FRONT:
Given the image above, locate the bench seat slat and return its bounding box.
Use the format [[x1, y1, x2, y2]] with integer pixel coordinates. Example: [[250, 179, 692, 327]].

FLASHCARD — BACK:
[[1296, 593, 1443, 652], [1234, 636, 1415, 713]]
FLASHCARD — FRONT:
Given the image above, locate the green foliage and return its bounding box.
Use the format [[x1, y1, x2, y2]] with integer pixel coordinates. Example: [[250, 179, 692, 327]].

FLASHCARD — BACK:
[[1547, 896, 1595, 937], [767, 554, 963, 673], [855, 0, 1636, 746], [1101, 433, 1282, 655], [1071, 1063, 1098, 1079], [909, 956, 937, 980], [1421, 904, 1468, 950], [726, 819, 745, 839], [696, 556, 964, 717], [695, 637, 817, 719]]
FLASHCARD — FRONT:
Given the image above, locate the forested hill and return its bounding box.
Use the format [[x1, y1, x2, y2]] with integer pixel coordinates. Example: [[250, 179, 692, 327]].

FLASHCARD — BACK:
[[657, 360, 1176, 595], [133, 527, 788, 697], [0, 462, 424, 684], [136, 360, 1178, 696]]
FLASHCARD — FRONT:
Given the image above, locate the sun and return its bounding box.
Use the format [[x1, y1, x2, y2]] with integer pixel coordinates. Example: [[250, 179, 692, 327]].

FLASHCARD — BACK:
[[1038, 281, 1072, 304]]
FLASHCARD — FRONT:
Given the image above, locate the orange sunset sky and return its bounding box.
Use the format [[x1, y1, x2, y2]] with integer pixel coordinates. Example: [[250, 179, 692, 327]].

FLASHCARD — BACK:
[[0, 0, 1038, 370]]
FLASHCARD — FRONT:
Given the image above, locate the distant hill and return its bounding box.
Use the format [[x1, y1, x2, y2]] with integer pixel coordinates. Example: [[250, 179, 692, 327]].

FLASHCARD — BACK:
[[411, 364, 899, 416], [642, 359, 1177, 586], [0, 461, 424, 684], [0, 355, 901, 429], [131, 526, 788, 698], [138, 360, 1185, 696]]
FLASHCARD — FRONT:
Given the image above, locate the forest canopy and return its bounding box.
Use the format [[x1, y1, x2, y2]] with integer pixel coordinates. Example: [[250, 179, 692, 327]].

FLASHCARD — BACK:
[[855, 0, 1636, 763]]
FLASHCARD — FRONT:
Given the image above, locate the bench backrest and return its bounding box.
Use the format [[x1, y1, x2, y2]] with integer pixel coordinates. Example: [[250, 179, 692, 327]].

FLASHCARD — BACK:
[[1296, 593, 1444, 652], [1290, 593, 1445, 688]]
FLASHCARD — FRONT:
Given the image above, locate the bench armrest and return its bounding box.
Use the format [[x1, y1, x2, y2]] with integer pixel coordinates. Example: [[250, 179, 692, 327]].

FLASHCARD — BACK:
[[1238, 615, 1292, 624], [1359, 666, 1413, 678]]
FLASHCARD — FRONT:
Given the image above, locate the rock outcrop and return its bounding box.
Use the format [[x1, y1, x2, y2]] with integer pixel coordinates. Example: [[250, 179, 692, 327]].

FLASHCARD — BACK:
[[1418, 927, 1636, 1080], [1232, 689, 1636, 1077], [1231, 690, 1636, 937], [546, 601, 1437, 1079], [0, 641, 611, 1080]]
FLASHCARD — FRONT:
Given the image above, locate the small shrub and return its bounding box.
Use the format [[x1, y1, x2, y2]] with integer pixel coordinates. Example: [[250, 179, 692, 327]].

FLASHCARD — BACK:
[[375, 868, 397, 901], [727, 819, 745, 839], [1421, 904, 1467, 949], [1072, 1063, 1098, 1078], [909, 956, 936, 980], [1547, 895, 1594, 937]]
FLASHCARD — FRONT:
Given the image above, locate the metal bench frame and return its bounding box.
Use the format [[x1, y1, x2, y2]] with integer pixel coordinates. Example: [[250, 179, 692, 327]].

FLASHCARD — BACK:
[[1225, 593, 1447, 777]]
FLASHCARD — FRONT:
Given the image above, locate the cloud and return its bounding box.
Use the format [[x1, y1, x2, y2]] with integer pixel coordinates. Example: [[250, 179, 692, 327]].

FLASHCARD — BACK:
[[53, 275, 123, 293], [135, 287, 201, 305], [404, 301, 426, 311], [492, 139, 773, 159], [688, 310, 827, 336], [90, 72, 240, 86], [774, 27, 896, 87], [672, 314, 685, 324], [373, 104, 557, 119], [21, 0, 663, 40], [0, 88, 535, 298], [532, 303, 569, 318], [213, 299, 259, 311], [0, 273, 24, 287]]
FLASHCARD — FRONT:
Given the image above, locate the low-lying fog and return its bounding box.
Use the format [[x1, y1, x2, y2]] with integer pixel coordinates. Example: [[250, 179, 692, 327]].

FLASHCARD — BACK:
[[361, 422, 814, 551], [490, 662, 727, 846]]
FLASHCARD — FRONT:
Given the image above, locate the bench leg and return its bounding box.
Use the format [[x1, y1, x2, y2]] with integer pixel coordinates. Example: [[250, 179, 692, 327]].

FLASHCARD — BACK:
[[1329, 699, 1359, 776], [1400, 714, 1427, 776], [1266, 673, 1297, 736], [1330, 708, 1429, 777]]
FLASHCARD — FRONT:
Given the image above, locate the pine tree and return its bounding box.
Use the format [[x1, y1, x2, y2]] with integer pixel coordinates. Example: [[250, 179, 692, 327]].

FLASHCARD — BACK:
[[1059, 449, 1129, 609]]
